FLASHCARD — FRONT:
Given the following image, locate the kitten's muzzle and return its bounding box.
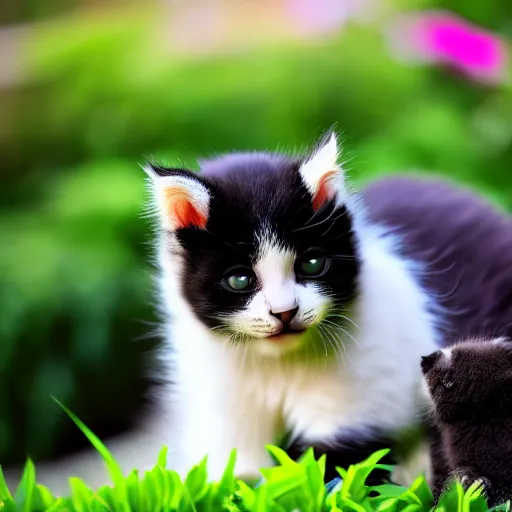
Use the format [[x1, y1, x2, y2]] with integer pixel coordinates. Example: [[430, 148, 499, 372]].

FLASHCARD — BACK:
[[270, 306, 299, 326], [268, 306, 306, 338]]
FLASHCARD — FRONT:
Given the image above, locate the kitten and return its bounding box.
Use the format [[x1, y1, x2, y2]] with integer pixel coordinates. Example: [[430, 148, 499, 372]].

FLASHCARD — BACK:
[[421, 338, 512, 506], [145, 131, 512, 484]]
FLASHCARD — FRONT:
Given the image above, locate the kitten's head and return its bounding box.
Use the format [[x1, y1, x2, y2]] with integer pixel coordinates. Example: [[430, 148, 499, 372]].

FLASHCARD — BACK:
[[146, 133, 360, 357], [421, 338, 512, 423]]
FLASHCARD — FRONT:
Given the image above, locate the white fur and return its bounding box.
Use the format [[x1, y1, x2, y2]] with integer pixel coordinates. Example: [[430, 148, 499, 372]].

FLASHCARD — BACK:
[[492, 336, 509, 345], [441, 347, 452, 360], [156, 195, 440, 482], [255, 231, 297, 314], [157, 255, 279, 478], [299, 133, 345, 206]]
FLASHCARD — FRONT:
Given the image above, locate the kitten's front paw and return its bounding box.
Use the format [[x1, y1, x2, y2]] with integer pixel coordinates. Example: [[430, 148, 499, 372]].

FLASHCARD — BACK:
[[450, 468, 491, 496]]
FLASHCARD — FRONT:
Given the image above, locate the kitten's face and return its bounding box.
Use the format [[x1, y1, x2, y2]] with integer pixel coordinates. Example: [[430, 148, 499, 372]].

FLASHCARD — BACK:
[[421, 338, 512, 423], [148, 134, 360, 356]]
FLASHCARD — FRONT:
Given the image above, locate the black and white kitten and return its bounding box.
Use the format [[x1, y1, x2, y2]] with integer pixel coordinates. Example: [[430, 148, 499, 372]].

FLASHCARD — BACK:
[[145, 133, 438, 481], [421, 338, 512, 506], [145, 132, 512, 483]]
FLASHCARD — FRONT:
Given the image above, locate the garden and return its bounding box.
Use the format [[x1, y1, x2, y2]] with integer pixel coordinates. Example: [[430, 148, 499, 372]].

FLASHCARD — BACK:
[[1, 0, 511, 509]]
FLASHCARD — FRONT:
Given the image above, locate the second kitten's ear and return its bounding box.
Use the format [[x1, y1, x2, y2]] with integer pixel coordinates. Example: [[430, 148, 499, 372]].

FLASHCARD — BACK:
[[144, 164, 211, 231], [420, 351, 442, 375], [299, 132, 345, 210]]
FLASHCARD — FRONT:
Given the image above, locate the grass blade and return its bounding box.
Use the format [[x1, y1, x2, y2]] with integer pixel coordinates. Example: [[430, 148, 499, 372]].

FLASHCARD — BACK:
[[157, 447, 168, 468], [52, 397, 130, 512], [14, 459, 36, 512], [0, 466, 13, 502]]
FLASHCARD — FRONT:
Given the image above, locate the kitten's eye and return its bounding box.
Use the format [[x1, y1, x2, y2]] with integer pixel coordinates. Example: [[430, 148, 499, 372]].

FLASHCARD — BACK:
[[442, 379, 454, 389], [296, 251, 329, 278], [300, 258, 325, 275], [437, 377, 454, 390], [223, 268, 256, 293], [227, 275, 252, 291]]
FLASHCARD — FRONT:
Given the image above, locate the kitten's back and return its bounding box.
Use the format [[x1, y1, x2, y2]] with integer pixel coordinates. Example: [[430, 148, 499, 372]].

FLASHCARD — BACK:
[[362, 176, 512, 343]]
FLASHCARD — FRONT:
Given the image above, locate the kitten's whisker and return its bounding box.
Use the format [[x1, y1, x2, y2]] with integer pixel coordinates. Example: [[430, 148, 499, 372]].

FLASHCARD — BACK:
[[321, 323, 345, 367], [337, 325, 360, 353], [326, 313, 361, 331], [329, 230, 357, 242], [320, 324, 338, 358], [317, 322, 340, 364], [325, 321, 356, 368], [316, 324, 329, 359], [291, 205, 344, 234], [321, 213, 351, 237], [330, 255, 358, 261], [319, 323, 338, 367], [322, 318, 359, 349], [201, 228, 249, 253]]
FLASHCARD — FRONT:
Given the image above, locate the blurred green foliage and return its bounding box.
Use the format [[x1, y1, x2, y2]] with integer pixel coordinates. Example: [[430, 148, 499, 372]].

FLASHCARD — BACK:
[[0, 159, 157, 463], [1, 0, 512, 465]]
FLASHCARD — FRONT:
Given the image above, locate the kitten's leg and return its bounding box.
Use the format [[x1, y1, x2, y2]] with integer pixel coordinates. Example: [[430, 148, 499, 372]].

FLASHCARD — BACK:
[[424, 425, 491, 506], [426, 424, 451, 502], [447, 467, 492, 500]]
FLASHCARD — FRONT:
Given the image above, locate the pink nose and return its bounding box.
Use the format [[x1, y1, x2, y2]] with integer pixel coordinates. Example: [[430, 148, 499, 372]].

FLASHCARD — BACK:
[[271, 307, 299, 326]]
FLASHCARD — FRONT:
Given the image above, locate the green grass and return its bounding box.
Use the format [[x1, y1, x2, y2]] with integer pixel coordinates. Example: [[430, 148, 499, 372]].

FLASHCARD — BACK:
[[0, 402, 508, 512]]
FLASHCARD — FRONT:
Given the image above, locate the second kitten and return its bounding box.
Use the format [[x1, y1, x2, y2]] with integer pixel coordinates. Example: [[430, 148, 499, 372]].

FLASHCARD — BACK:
[[421, 338, 512, 507]]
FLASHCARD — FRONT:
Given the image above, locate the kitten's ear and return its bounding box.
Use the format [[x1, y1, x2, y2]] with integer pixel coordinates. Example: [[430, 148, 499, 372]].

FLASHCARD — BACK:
[[144, 164, 211, 231], [299, 132, 345, 210], [421, 351, 442, 375]]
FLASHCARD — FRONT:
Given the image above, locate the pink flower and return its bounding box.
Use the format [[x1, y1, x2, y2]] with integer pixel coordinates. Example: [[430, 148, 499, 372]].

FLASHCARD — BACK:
[[286, 0, 374, 36], [388, 11, 508, 84]]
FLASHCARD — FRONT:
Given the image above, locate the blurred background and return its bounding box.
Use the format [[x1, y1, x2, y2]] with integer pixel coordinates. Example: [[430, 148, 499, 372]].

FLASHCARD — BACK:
[[1, 0, 512, 490]]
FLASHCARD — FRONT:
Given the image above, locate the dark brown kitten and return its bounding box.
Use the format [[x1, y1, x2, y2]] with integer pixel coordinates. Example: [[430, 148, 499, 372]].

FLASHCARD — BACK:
[[421, 338, 512, 507]]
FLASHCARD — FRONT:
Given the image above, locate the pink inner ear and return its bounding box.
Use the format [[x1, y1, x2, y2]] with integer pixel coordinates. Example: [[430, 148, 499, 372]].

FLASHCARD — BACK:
[[312, 171, 337, 211], [164, 187, 208, 229]]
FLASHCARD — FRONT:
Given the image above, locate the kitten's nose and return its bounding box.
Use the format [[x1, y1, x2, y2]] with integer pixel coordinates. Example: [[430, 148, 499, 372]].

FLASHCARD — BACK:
[[271, 306, 299, 326]]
